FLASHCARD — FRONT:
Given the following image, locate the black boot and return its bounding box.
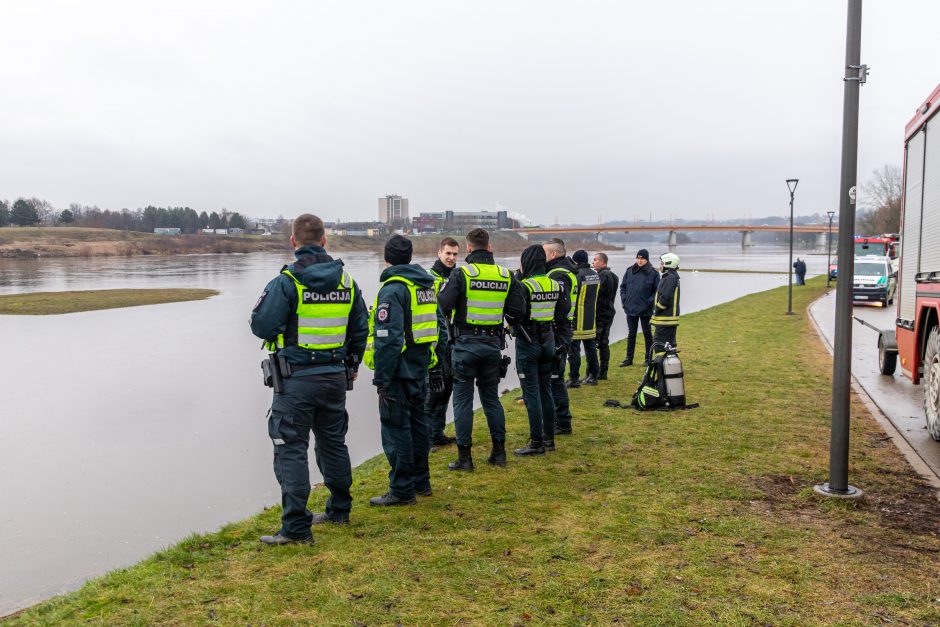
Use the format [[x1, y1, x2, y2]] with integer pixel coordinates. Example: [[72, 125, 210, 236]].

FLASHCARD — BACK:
[[597, 365, 608, 380], [487, 438, 507, 466], [448, 445, 474, 472], [513, 439, 545, 456], [566, 377, 581, 388], [543, 439, 556, 451]]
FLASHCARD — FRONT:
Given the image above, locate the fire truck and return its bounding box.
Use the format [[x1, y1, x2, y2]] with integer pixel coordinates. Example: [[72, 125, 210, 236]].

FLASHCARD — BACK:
[[854, 234, 900, 259], [876, 83, 940, 441]]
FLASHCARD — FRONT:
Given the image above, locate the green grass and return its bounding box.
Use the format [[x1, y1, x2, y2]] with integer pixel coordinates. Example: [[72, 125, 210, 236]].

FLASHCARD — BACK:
[[0, 288, 219, 315], [8, 277, 940, 625]]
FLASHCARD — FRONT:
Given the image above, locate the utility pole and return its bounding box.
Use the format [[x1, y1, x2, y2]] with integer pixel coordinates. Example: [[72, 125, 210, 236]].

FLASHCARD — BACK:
[[815, 0, 866, 499]]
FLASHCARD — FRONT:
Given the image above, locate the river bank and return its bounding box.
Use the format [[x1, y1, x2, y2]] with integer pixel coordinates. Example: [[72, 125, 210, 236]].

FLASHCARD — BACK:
[[0, 288, 219, 315], [10, 277, 940, 625], [0, 227, 614, 259]]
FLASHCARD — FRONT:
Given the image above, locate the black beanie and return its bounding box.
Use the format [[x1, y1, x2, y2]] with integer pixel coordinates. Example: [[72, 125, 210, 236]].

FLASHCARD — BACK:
[[384, 235, 413, 266], [636, 249, 650, 261], [572, 249, 589, 264]]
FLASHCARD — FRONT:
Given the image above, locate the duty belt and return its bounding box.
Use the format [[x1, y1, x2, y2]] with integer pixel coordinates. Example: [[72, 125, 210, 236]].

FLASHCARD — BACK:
[[456, 324, 503, 338]]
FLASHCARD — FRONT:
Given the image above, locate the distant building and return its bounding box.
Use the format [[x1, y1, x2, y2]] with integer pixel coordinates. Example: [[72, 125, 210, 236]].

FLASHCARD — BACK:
[[444, 210, 515, 231], [413, 212, 445, 233], [153, 227, 181, 235], [214, 228, 229, 235], [333, 221, 388, 237], [201, 228, 215, 234], [378, 195, 409, 226]]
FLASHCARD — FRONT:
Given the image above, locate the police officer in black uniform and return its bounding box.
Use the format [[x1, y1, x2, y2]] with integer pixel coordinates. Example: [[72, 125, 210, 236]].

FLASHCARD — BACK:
[[250, 214, 368, 545], [367, 235, 439, 506], [543, 238, 578, 435], [438, 228, 527, 470]]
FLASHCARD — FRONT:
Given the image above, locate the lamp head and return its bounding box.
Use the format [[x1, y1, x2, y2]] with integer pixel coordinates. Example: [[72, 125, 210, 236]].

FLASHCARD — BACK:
[[786, 178, 799, 194]]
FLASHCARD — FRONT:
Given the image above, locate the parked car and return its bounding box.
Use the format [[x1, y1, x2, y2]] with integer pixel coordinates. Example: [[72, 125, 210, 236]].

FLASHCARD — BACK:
[[852, 255, 897, 306], [829, 257, 838, 280]]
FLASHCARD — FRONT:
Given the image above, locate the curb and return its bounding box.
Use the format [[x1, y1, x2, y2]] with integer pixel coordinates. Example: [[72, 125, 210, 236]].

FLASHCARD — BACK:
[[807, 290, 940, 493]]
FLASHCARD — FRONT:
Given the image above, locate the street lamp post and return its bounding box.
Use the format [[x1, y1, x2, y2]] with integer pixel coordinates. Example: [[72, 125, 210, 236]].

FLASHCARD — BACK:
[[786, 178, 799, 315], [826, 210, 836, 287]]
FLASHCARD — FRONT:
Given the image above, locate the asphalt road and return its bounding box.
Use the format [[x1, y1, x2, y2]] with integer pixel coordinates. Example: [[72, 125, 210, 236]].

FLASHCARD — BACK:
[[810, 288, 940, 479]]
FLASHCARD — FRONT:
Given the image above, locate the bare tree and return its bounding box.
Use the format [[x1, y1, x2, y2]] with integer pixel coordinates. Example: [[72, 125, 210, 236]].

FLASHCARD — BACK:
[[857, 164, 902, 234]]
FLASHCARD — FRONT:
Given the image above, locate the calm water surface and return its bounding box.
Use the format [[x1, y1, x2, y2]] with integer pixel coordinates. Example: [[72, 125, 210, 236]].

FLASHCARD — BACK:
[[0, 241, 816, 614]]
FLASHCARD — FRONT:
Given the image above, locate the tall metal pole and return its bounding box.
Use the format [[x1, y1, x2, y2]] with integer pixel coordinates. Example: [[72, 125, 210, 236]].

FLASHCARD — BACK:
[[827, 211, 835, 288], [787, 188, 795, 314], [815, 0, 864, 499]]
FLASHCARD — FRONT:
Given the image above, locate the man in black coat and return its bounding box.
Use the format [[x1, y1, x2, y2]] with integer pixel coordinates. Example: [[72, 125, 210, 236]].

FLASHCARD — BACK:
[[591, 252, 619, 380], [619, 249, 659, 367], [794, 258, 807, 286]]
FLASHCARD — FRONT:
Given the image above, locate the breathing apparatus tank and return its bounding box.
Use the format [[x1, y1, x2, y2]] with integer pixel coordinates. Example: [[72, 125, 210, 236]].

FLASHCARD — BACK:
[[661, 344, 686, 407]]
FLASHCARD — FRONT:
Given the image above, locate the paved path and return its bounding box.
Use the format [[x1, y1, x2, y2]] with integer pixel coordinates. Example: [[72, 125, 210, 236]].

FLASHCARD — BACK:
[[809, 288, 940, 480]]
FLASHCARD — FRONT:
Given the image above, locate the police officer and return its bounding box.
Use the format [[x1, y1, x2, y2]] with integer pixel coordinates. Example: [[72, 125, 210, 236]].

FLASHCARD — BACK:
[[438, 228, 526, 471], [592, 252, 619, 380], [426, 237, 460, 448], [512, 245, 569, 456], [543, 238, 578, 435], [652, 252, 681, 352], [566, 249, 600, 387], [250, 214, 368, 545], [365, 235, 439, 505]]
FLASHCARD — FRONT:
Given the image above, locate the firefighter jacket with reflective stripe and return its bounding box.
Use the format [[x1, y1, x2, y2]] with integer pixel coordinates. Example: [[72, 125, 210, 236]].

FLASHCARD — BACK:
[[652, 269, 680, 327], [522, 275, 561, 323], [571, 264, 600, 340], [547, 266, 578, 322], [460, 263, 511, 326], [278, 268, 354, 349], [364, 275, 439, 371]]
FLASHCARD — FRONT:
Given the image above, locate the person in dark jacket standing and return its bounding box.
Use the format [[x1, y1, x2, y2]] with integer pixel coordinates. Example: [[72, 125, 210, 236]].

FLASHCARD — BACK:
[[426, 237, 460, 448], [365, 235, 439, 506], [652, 252, 681, 351], [619, 249, 659, 367], [438, 228, 527, 471], [250, 214, 368, 544], [794, 258, 807, 286], [544, 238, 578, 435], [591, 252, 619, 380], [511, 244, 569, 456], [566, 249, 600, 387]]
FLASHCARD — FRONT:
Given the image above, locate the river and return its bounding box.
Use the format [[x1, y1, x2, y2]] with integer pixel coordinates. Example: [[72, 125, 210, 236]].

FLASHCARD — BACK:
[[0, 241, 820, 615]]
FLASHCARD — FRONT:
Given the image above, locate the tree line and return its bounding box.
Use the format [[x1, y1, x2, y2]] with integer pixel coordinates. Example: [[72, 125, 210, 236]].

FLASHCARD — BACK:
[[0, 198, 249, 233]]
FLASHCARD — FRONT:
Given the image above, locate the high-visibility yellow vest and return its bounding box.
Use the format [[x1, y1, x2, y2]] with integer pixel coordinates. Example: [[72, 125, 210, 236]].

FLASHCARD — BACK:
[[276, 269, 354, 350], [521, 275, 560, 323], [460, 263, 511, 326], [547, 267, 578, 322], [364, 276, 439, 370]]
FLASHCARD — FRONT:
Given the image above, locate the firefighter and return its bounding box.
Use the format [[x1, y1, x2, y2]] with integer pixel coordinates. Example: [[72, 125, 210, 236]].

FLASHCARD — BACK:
[[567, 249, 600, 386], [652, 252, 681, 352], [543, 238, 578, 435], [250, 214, 368, 544], [438, 228, 527, 471], [364, 235, 439, 506]]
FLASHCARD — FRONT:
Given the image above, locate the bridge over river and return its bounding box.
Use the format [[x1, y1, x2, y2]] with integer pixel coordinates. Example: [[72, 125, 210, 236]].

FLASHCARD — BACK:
[[514, 224, 839, 248]]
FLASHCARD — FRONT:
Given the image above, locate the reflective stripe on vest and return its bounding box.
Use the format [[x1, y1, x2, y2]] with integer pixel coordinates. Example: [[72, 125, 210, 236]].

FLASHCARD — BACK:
[[522, 275, 560, 322], [547, 267, 578, 321], [461, 263, 511, 326], [279, 269, 354, 350], [364, 275, 439, 370], [651, 282, 680, 327]]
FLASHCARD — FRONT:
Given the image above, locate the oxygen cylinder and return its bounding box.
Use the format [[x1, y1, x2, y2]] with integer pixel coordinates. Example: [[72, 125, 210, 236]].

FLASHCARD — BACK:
[[662, 350, 685, 407]]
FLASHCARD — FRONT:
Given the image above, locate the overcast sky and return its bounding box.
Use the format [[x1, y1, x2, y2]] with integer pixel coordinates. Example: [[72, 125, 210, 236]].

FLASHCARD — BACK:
[[1, 1, 937, 224]]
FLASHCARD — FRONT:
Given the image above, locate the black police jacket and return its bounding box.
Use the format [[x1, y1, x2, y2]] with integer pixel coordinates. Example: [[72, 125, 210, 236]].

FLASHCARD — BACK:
[[596, 266, 619, 325]]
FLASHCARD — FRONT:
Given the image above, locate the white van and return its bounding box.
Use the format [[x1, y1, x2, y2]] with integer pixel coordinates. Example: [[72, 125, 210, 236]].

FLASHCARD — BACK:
[[852, 255, 897, 306]]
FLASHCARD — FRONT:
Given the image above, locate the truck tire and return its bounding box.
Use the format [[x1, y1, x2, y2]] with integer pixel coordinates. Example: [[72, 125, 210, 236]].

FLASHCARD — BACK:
[[878, 336, 897, 376], [925, 326, 940, 442]]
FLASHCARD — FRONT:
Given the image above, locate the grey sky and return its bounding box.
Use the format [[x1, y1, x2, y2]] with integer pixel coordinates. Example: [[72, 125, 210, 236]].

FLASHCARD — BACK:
[[0, 1, 937, 224]]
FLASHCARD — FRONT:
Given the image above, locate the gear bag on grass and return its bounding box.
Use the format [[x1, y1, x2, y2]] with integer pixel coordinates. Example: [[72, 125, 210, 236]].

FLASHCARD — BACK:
[[631, 344, 687, 410]]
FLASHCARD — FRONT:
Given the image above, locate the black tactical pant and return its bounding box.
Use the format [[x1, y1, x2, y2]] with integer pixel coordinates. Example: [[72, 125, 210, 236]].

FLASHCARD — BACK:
[[550, 335, 573, 430], [652, 323, 678, 353], [595, 320, 612, 373], [568, 337, 598, 379], [268, 372, 352, 539], [379, 377, 431, 499], [516, 326, 556, 442], [425, 348, 453, 443], [626, 314, 653, 363], [451, 338, 506, 447]]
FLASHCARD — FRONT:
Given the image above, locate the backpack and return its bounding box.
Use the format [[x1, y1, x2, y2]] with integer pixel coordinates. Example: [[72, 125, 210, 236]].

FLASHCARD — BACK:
[[631, 353, 670, 410]]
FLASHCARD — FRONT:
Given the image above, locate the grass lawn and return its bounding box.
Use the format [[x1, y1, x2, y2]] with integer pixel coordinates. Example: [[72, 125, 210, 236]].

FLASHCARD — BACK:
[[0, 288, 219, 315], [8, 277, 940, 625]]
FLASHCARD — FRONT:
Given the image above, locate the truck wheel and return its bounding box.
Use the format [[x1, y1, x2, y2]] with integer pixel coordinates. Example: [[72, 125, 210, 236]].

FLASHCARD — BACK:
[[925, 327, 940, 442], [878, 336, 897, 376]]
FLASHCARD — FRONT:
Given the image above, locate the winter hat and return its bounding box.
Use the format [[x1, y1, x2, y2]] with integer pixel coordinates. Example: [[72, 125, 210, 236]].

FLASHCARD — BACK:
[[572, 249, 589, 264], [636, 249, 650, 261], [520, 244, 547, 277], [384, 234, 413, 265]]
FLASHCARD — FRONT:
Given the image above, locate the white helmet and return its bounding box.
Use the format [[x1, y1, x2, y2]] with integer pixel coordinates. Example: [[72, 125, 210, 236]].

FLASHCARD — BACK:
[[660, 252, 680, 269]]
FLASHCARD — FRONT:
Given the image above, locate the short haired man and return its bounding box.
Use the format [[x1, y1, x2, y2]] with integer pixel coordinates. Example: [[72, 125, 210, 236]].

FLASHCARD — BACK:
[[591, 252, 619, 380], [365, 235, 438, 505], [438, 228, 527, 470], [619, 249, 659, 367], [542, 238, 579, 435], [426, 237, 459, 447], [250, 214, 368, 544]]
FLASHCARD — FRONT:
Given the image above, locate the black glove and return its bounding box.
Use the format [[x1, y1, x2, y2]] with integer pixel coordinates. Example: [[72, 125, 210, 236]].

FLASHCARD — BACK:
[[428, 368, 445, 394], [499, 355, 511, 379], [377, 386, 392, 411]]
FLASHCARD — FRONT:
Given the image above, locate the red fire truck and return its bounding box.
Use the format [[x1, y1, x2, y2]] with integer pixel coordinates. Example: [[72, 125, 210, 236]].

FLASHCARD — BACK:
[[877, 83, 940, 441]]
